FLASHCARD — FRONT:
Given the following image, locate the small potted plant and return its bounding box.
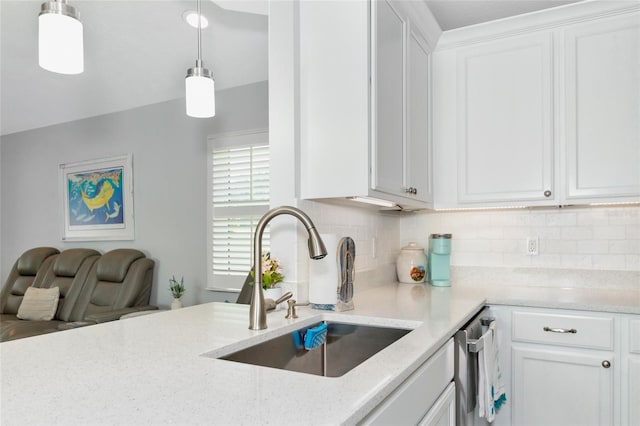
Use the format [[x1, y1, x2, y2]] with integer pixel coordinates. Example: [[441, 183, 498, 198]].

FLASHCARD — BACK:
[[169, 275, 186, 310], [251, 252, 284, 299]]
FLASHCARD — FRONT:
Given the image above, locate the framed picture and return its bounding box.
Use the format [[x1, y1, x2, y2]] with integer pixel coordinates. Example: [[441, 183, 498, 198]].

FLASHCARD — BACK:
[[59, 154, 134, 241]]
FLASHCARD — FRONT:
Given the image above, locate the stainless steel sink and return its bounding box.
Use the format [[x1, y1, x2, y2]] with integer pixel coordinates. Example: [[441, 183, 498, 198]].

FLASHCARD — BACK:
[[212, 322, 412, 377]]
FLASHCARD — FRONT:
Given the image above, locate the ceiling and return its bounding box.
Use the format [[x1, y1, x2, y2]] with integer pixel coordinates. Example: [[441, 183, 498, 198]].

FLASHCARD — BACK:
[[0, 0, 580, 136], [0, 0, 268, 135]]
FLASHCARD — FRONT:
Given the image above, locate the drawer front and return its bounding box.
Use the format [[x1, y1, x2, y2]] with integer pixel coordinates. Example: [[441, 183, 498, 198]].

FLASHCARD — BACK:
[[631, 319, 640, 354], [512, 310, 613, 350], [363, 338, 454, 425]]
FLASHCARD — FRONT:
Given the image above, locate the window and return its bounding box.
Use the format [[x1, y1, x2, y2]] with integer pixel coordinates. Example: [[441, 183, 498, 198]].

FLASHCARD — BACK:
[[207, 130, 269, 291]]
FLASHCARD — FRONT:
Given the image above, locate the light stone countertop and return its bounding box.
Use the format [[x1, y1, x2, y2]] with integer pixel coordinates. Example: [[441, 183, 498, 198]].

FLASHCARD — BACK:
[[1, 282, 638, 425]]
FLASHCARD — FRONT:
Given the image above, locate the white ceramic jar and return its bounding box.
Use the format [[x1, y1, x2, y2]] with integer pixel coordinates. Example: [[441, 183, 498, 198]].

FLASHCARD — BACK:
[[396, 242, 427, 283]]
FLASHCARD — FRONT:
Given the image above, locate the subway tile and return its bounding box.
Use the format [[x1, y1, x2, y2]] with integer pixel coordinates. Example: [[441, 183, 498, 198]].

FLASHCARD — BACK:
[[404, 206, 640, 272], [452, 252, 503, 267], [503, 253, 533, 267], [531, 226, 562, 239], [561, 254, 593, 269], [608, 209, 640, 225], [452, 239, 487, 253], [625, 255, 640, 271], [594, 226, 626, 240], [578, 240, 609, 254], [531, 254, 563, 268], [592, 255, 626, 270], [577, 210, 609, 226], [561, 226, 593, 240], [490, 239, 520, 253], [541, 240, 577, 254], [527, 214, 547, 226], [626, 225, 640, 239], [609, 240, 640, 255], [546, 212, 577, 226]]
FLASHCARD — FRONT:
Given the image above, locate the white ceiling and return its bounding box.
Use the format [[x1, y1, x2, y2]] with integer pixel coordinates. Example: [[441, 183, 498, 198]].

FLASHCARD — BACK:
[[0, 0, 580, 136], [426, 0, 580, 30]]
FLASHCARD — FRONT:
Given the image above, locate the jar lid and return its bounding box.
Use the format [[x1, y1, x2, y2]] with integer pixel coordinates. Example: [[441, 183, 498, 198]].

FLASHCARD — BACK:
[[400, 242, 425, 251], [430, 234, 452, 239]]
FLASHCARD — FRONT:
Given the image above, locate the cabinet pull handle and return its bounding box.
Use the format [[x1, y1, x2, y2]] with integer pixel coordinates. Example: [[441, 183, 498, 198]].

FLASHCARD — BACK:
[[543, 326, 577, 334], [602, 360, 611, 368], [404, 187, 418, 195], [544, 190, 552, 197]]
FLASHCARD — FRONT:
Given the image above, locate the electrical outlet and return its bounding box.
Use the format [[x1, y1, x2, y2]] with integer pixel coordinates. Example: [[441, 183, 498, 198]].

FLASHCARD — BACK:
[[526, 237, 539, 256]]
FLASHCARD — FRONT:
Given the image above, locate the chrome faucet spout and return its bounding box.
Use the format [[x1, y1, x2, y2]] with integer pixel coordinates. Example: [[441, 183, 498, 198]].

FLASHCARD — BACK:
[[249, 206, 327, 330]]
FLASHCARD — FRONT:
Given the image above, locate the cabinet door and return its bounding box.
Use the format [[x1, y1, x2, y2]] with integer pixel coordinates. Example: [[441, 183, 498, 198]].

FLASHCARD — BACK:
[[406, 26, 432, 203], [628, 356, 640, 426], [419, 382, 455, 426], [625, 319, 640, 425], [512, 346, 614, 426], [563, 13, 640, 202], [371, 0, 405, 197], [362, 339, 454, 425], [456, 33, 555, 205]]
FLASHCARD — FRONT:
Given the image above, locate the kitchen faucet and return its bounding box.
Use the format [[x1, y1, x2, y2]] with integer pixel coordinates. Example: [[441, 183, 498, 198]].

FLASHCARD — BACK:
[[250, 206, 327, 330]]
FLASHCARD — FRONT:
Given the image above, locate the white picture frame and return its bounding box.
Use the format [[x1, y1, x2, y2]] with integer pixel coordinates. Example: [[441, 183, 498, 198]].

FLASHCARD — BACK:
[[59, 154, 134, 241]]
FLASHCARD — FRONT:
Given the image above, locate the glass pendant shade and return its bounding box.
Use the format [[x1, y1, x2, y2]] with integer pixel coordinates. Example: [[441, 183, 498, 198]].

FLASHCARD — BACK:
[[38, 1, 84, 74], [185, 65, 216, 118]]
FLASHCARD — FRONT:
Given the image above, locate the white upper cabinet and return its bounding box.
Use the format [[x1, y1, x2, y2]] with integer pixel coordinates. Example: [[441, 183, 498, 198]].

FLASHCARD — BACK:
[[407, 27, 434, 204], [563, 13, 640, 203], [300, 1, 441, 210], [456, 33, 554, 205], [433, 3, 640, 209], [371, 0, 406, 199]]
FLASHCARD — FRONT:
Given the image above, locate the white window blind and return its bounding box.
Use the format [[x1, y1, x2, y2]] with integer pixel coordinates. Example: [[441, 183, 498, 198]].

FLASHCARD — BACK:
[[212, 145, 270, 207], [207, 130, 270, 291]]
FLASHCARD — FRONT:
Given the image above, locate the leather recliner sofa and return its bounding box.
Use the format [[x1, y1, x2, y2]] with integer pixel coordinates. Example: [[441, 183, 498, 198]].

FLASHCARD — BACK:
[[0, 247, 156, 342]]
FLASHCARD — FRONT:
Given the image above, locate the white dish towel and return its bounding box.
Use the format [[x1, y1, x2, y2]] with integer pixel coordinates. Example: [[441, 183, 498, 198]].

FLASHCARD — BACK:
[[478, 321, 507, 423]]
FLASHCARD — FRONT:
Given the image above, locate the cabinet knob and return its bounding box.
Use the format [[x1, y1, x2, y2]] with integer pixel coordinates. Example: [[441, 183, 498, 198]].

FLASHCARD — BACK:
[[405, 187, 418, 195], [602, 360, 611, 369], [544, 190, 552, 197]]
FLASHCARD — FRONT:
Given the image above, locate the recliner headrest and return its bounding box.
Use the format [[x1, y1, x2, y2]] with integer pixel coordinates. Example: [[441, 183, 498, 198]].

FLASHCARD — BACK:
[[16, 247, 60, 275], [96, 249, 145, 283], [53, 249, 100, 277]]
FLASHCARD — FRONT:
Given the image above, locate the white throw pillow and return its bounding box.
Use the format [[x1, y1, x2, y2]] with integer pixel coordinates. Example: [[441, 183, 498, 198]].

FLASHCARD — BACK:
[[17, 287, 60, 321]]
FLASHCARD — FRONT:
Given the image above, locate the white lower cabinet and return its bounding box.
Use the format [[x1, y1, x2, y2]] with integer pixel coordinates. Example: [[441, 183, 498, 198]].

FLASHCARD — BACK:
[[419, 382, 456, 426], [488, 305, 639, 426], [623, 319, 640, 425], [512, 346, 613, 426], [362, 338, 454, 425]]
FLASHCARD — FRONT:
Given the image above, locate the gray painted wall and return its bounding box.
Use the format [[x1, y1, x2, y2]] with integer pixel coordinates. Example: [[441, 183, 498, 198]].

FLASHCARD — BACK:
[[0, 81, 268, 308]]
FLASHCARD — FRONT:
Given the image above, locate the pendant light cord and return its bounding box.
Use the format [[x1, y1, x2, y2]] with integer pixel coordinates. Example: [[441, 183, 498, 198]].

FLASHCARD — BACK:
[[196, 0, 202, 67]]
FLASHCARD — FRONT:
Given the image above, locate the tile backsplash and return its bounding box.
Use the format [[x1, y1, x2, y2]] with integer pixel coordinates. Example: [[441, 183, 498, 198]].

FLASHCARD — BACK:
[[283, 202, 638, 298], [302, 200, 400, 273], [401, 205, 640, 272]]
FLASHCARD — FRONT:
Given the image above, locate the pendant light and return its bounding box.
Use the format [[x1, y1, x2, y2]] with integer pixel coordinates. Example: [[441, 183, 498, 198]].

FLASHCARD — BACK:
[[38, 0, 84, 74], [185, 0, 215, 118]]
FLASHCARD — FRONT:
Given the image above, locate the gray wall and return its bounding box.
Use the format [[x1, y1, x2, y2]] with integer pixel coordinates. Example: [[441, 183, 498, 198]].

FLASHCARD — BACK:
[[0, 81, 268, 308]]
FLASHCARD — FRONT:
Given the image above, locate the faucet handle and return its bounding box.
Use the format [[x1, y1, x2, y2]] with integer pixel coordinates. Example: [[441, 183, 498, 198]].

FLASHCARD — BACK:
[[285, 299, 298, 319], [265, 291, 293, 311]]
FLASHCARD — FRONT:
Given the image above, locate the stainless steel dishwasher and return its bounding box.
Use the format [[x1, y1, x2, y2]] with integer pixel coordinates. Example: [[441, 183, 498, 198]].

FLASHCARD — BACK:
[[454, 307, 494, 426]]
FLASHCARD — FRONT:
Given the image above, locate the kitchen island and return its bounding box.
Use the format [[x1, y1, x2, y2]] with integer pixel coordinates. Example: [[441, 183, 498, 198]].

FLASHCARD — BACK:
[[1, 282, 638, 425]]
